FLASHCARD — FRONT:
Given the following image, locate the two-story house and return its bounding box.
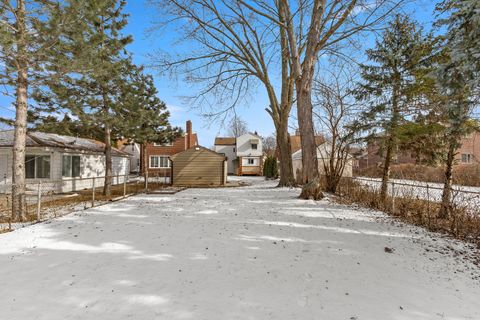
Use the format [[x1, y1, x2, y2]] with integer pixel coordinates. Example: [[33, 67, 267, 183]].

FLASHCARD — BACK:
[[214, 132, 263, 175], [141, 120, 198, 178]]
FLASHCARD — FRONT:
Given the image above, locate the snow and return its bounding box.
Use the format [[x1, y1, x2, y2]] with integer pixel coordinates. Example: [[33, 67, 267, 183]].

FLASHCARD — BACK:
[[0, 177, 479, 319], [357, 176, 480, 211]]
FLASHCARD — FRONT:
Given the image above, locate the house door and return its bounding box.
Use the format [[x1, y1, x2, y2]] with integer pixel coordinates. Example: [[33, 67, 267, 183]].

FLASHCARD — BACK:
[[0, 155, 7, 182]]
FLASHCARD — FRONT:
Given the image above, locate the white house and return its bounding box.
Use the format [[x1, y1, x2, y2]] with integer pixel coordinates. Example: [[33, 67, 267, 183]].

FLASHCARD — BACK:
[[213, 137, 237, 174], [292, 142, 353, 180], [0, 130, 130, 193], [214, 132, 263, 175], [118, 141, 141, 173]]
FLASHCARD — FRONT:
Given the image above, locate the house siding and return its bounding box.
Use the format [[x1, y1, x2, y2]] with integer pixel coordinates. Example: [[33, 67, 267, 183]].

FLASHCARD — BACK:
[[0, 147, 129, 193], [214, 144, 236, 174], [171, 147, 226, 186]]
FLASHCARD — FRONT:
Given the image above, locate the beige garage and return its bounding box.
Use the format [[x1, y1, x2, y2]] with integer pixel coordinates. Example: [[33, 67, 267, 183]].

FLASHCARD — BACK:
[[170, 146, 227, 187]]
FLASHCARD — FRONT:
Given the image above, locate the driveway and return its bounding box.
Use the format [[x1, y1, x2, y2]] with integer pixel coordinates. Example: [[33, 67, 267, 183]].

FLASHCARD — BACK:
[[0, 177, 479, 320]]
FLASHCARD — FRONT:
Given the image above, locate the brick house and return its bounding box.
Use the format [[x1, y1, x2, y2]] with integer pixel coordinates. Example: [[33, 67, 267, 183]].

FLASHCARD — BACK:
[[140, 120, 198, 177], [357, 131, 480, 169]]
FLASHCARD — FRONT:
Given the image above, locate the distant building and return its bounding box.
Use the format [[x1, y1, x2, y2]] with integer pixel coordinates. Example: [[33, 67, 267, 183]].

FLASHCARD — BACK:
[[292, 142, 353, 180], [356, 131, 480, 170], [0, 130, 129, 193], [141, 120, 198, 177], [118, 140, 141, 173], [214, 132, 263, 175]]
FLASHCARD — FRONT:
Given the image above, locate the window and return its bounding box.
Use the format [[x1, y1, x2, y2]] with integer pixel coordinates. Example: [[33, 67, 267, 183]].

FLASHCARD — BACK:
[[150, 155, 170, 168], [233, 147, 236, 152], [251, 143, 258, 150], [461, 154, 473, 163], [248, 158, 255, 165], [25, 155, 50, 179], [154, 142, 173, 147], [62, 155, 81, 177]]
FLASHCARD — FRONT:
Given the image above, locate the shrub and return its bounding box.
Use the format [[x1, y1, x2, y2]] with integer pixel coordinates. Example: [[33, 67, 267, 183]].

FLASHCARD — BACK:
[[263, 156, 279, 179]]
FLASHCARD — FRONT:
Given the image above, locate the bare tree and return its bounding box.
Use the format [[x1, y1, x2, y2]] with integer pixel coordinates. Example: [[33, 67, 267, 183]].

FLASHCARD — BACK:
[[313, 62, 358, 193], [227, 116, 249, 137], [262, 134, 277, 156], [150, 0, 296, 187], [276, 0, 404, 199]]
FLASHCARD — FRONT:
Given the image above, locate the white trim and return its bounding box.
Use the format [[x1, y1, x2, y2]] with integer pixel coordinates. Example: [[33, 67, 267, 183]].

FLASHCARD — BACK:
[[149, 155, 171, 168]]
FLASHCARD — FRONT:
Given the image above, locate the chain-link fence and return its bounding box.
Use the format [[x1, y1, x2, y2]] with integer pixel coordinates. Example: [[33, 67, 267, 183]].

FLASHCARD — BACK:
[[352, 177, 480, 215], [0, 174, 174, 232]]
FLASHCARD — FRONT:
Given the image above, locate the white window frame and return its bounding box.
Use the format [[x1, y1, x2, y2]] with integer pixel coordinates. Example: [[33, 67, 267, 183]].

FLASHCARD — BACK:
[[25, 155, 51, 179], [153, 141, 173, 147], [149, 155, 171, 168], [62, 155, 81, 178], [461, 153, 472, 163]]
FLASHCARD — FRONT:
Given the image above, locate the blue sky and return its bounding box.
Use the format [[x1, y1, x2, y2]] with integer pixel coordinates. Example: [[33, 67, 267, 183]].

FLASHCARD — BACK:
[[0, 0, 440, 147]]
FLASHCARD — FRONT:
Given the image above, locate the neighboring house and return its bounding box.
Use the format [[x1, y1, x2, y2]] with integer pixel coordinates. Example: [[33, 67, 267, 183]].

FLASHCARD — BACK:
[[0, 130, 129, 193], [357, 131, 480, 170], [170, 146, 227, 186], [292, 142, 353, 180], [118, 140, 141, 173], [141, 120, 198, 177], [214, 132, 263, 176], [213, 137, 236, 174], [289, 130, 325, 154]]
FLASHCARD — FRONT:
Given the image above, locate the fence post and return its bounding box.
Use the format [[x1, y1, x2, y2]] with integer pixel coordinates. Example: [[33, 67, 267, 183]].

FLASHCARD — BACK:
[[36, 182, 42, 222], [123, 174, 127, 198], [391, 181, 395, 213], [92, 177, 96, 208], [145, 170, 148, 192]]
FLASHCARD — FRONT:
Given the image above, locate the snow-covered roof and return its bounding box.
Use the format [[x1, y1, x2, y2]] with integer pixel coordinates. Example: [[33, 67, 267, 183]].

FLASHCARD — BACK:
[[0, 130, 128, 156]]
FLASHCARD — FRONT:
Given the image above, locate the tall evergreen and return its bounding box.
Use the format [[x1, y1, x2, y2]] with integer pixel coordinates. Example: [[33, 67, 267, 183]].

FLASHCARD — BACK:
[[118, 64, 181, 187], [355, 15, 436, 201], [435, 0, 480, 218], [0, 1, 86, 220], [38, 0, 132, 198]]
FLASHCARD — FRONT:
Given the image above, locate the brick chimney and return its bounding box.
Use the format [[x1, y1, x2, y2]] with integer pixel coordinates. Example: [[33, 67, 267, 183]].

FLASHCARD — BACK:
[[186, 120, 192, 149]]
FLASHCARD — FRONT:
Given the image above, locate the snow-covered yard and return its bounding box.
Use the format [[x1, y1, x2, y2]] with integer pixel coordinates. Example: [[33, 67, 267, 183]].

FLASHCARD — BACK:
[[0, 177, 479, 320]]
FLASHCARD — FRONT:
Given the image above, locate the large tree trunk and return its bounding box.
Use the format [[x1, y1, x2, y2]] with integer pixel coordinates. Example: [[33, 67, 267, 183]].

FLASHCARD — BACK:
[[439, 140, 456, 219], [380, 138, 394, 201], [103, 123, 112, 198], [296, 74, 322, 200], [276, 115, 295, 187], [12, 0, 28, 221]]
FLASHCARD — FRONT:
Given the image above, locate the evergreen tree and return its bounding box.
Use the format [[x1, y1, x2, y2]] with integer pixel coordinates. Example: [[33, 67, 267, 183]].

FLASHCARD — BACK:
[[354, 15, 436, 201], [118, 64, 181, 187], [0, 1, 86, 220], [435, 0, 480, 218], [29, 114, 105, 141], [37, 0, 133, 199]]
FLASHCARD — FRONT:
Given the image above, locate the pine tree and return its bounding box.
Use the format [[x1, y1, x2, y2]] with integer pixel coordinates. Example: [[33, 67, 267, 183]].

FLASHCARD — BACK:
[[37, 0, 133, 199], [355, 15, 436, 201], [0, 1, 86, 220], [118, 64, 181, 187], [435, 0, 480, 218]]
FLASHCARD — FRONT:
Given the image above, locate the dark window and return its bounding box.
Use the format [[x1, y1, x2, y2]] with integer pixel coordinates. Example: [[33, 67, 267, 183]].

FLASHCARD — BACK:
[[251, 143, 257, 150], [25, 155, 36, 179], [63, 155, 81, 177], [25, 155, 50, 179]]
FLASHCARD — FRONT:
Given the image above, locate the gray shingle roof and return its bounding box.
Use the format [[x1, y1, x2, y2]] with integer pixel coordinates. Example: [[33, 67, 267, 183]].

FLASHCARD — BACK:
[[0, 130, 127, 156]]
